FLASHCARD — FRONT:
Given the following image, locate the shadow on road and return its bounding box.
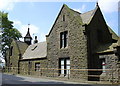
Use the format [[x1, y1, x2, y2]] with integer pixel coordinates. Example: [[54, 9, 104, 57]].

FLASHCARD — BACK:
[[2, 73, 117, 86], [2, 73, 66, 84]]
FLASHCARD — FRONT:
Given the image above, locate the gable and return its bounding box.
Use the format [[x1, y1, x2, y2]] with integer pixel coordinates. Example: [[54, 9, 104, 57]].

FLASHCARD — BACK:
[[88, 5, 113, 43], [81, 5, 118, 42], [46, 4, 83, 37], [108, 26, 119, 41], [16, 41, 28, 55], [11, 39, 28, 56]]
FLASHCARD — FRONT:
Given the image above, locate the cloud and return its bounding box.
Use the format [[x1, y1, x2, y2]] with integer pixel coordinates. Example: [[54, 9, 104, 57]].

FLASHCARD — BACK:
[[13, 20, 46, 42], [73, 4, 86, 13], [98, 0, 119, 13], [73, 0, 119, 13], [0, 0, 16, 11]]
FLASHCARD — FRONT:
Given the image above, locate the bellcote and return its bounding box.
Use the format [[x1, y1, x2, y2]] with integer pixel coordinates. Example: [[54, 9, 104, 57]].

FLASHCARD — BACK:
[[24, 25, 32, 45]]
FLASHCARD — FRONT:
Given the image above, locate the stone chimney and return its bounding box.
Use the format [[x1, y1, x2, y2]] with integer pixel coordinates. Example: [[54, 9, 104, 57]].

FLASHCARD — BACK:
[[34, 36, 38, 44]]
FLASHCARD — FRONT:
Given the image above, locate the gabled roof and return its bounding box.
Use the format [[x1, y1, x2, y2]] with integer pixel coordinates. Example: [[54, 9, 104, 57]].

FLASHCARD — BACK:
[[22, 41, 47, 60], [12, 39, 28, 55], [107, 26, 119, 41], [97, 43, 117, 54], [46, 4, 118, 41], [80, 10, 95, 24]]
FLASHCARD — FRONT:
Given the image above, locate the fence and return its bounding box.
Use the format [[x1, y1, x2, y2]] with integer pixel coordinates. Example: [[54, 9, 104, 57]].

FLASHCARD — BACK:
[[2, 67, 119, 84]]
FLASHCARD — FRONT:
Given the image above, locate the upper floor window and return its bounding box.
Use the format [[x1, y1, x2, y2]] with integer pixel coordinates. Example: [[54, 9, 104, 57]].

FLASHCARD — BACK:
[[60, 31, 68, 48], [10, 46, 13, 56], [63, 15, 65, 21]]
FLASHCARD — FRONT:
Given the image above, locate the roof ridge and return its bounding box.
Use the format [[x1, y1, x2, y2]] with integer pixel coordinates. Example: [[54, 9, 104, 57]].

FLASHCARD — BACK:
[[80, 9, 94, 15], [70, 8, 81, 14], [80, 5, 99, 24], [29, 41, 47, 46]]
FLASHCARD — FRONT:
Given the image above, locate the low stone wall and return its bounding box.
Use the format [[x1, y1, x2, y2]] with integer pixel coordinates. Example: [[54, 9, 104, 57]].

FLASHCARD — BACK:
[[99, 54, 120, 83], [19, 59, 47, 76]]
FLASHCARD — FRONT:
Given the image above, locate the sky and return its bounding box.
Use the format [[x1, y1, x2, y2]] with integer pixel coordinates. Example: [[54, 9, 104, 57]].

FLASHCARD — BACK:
[[0, 0, 119, 43], [0, 0, 119, 62], [0, 1, 118, 66]]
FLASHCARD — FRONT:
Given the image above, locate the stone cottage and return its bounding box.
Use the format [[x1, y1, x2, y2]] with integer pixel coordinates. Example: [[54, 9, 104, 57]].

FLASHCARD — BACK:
[[6, 39, 28, 73], [5, 4, 120, 82]]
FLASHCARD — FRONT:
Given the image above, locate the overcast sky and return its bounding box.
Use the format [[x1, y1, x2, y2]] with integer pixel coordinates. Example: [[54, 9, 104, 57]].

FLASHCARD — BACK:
[[0, 0, 119, 43]]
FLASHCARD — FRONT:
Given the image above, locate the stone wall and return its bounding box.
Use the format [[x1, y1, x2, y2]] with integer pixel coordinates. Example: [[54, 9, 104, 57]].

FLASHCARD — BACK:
[[19, 59, 47, 76], [46, 5, 88, 80], [99, 54, 119, 83], [9, 40, 20, 74]]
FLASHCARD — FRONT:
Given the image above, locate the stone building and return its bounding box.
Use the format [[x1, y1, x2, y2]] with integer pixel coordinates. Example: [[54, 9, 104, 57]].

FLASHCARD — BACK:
[[6, 39, 28, 73], [45, 4, 119, 81], [99, 38, 120, 83], [19, 41, 47, 75], [5, 4, 120, 82]]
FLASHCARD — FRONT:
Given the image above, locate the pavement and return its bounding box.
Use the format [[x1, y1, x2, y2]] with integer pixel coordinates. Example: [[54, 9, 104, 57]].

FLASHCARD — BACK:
[[1, 73, 120, 86]]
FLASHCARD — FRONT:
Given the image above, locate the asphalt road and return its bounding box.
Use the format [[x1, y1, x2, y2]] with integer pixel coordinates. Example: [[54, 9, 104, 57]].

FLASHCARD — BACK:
[[1, 73, 120, 86]]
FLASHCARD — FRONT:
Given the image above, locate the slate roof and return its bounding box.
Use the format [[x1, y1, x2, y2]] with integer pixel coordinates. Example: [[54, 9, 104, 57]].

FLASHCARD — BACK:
[[14, 40, 28, 55], [80, 10, 95, 24], [97, 43, 117, 54], [107, 26, 119, 41], [22, 41, 47, 59]]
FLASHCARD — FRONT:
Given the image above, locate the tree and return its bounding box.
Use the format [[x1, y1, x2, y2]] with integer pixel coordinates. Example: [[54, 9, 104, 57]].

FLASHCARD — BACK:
[[0, 11, 22, 62]]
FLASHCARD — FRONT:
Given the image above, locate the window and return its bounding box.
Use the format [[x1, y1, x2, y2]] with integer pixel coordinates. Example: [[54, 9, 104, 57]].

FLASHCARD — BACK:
[[60, 31, 68, 48], [10, 46, 13, 56], [63, 15, 65, 21], [64, 31, 68, 47], [61, 32, 64, 48], [100, 58, 106, 73], [35, 63, 40, 71], [102, 59, 106, 73], [59, 58, 70, 76]]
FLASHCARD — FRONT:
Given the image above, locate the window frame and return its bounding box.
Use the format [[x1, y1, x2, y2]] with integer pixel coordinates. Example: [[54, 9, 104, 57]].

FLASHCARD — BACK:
[[60, 31, 68, 48], [63, 15, 65, 21], [10, 46, 13, 56], [35, 62, 40, 71], [59, 58, 70, 76]]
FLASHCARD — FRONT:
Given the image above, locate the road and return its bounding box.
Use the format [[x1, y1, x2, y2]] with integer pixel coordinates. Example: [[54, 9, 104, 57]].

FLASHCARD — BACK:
[[1, 73, 120, 86]]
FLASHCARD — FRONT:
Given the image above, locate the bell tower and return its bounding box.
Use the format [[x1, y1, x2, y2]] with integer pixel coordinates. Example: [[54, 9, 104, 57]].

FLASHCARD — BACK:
[[24, 24, 32, 45]]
